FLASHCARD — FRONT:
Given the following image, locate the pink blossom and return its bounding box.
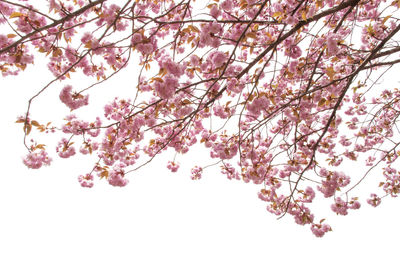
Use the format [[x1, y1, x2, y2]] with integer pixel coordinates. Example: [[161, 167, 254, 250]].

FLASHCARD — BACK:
[[210, 51, 228, 68], [311, 223, 331, 237], [318, 171, 350, 198], [213, 104, 230, 119], [108, 168, 128, 187], [367, 193, 381, 207], [301, 187, 316, 203], [81, 32, 93, 44], [131, 33, 142, 45], [136, 42, 155, 55], [161, 57, 185, 77], [326, 34, 339, 56], [59, 85, 89, 110], [290, 45, 302, 59], [366, 156, 376, 166], [191, 166, 203, 180], [0, 34, 9, 47], [210, 5, 220, 18], [220, 0, 233, 11], [331, 197, 348, 215], [221, 163, 239, 180], [79, 140, 99, 155], [78, 174, 94, 188], [293, 205, 314, 225], [23, 150, 52, 169], [288, 60, 298, 73], [56, 138, 76, 158], [190, 55, 200, 66], [381, 167, 400, 197], [349, 200, 361, 210], [154, 75, 179, 99], [167, 161, 180, 172], [226, 78, 243, 93]]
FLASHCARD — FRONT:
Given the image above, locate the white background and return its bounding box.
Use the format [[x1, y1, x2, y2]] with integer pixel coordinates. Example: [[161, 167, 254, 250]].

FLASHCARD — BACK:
[[1, 50, 400, 266]]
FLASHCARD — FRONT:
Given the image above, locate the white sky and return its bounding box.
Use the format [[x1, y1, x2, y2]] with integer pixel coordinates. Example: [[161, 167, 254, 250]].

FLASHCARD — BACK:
[[1, 37, 400, 266]]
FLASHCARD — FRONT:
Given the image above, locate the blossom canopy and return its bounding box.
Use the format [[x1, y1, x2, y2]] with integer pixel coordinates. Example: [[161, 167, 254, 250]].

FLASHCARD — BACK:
[[3, 0, 400, 237]]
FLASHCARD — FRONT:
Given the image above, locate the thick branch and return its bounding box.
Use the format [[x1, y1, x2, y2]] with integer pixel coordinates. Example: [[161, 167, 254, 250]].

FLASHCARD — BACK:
[[0, 0, 105, 54]]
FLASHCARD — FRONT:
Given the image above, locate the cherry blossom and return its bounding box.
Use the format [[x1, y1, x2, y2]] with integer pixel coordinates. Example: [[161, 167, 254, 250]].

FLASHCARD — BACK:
[[59, 85, 89, 110], [23, 150, 52, 169]]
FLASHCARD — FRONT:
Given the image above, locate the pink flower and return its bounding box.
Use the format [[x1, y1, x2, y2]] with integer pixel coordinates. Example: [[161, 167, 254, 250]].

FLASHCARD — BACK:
[[210, 51, 228, 68], [288, 60, 298, 73], [226, 78, 242, 93], [0, 34, 9, 47], [367, 193, 381, 207], [220, 0, 233, 11], [290, 45, 302, 59], [108, 168, 128, 187], [79, 139, 99, 155], [210, 5, 220, 18], [331, 197, 348, 215], [154, 75, 178, 99], [327, 34, 339, 56], [136, 42, 155, 55], [131, 33, 142, 45], [350, 201, 361, 209], [59, 85, 89, 110], [167, 161, 180, 172], [81, 32, 93, 44], [78, 174, 94, 188], [311, 223, 331, 237], [213, 104, 230, 119], [56, 138, 76, 158], [190, 55, 200, 66], [221, 163, 239, 180], [318, 171, 350, 198], [301, 187, 316, 203], [161, 57, 184, 77], [292, 205, 314, 225], [191, 166, 203, 180], [23, 150, 52, 169]]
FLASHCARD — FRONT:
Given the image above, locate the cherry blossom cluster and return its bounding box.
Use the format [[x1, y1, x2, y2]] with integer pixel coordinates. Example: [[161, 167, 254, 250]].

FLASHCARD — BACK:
[[317, 169, 351, 198], [108, 167, 128, 187], [331, 197, 361, 216], [367, 194, 381, 207], [167, 161, 180, 173], [381, 167, 400, 197], [62, 115, 101, 137], [78, 174, 94, 188], [311, 222, 332, 238], [56, 138, 76, 158], [59, 85, 89, 110], [191, 166, 203, 180], [22, 149, 52, 169]]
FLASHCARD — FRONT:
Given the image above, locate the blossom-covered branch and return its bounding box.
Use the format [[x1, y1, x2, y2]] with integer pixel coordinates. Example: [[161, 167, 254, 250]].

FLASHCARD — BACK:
[[3, 0, 400, 237]]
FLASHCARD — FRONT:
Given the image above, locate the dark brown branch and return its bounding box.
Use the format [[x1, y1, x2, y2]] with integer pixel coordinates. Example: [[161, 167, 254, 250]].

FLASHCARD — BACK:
[[0, 0, 106, 55]]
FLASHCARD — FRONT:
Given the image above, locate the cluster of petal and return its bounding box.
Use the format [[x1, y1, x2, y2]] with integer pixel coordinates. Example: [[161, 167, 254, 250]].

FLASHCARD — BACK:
[[191, 166, 203, 180], [78, 174, 94, 188], [367, 193, 381, 207], [56, 138, 76, 158], [167, 161, 180, 172], [108, 167, 128, 187], [23, 150, 52, 169], [59, 85, 89, 110], [311, 223, 332, 238], [331, 197, 360, 216], [318, 169, 350, 198]]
